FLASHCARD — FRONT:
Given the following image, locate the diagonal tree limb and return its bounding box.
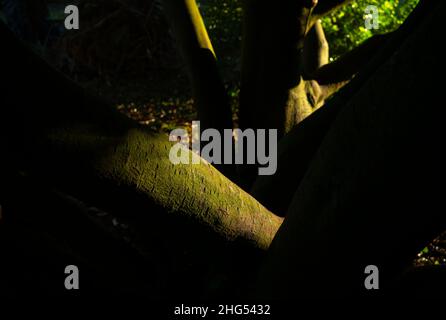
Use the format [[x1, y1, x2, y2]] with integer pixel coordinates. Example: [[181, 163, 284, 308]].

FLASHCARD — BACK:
[[0, 21, 282, 252], [161, 0, 232, 132]]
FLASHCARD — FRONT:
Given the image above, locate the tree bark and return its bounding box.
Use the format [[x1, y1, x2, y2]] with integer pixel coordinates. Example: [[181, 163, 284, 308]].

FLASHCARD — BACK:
[[302, 20, 329, 79], [255, 0, 446, 298], [240, 0, 317, 136], [237, 0, 321, 189], [1, 0, 442, 298], [162, 0, 233, 132], [0, 22, 282, 254], [250, 0, 434, 217], [162, 0, 237, 179], [239, 0, 354, 138]]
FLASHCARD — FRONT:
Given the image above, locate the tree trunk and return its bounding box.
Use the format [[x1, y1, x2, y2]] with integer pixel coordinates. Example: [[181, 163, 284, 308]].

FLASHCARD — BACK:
[[250, 0, 435, 217], [255, 0, 446, 298], [0, 21, 282, 254], [1, 0, 443, 298], [162, 0, 237, 179], [240, 0, 317, 136], [161, 0, 233, 133], [302, 20, 329, 79], [237, 0, 358, 189]]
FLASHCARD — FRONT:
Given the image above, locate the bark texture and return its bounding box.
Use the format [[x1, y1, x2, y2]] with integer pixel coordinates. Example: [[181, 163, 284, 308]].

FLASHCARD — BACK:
[[0, 22, 282, 253], [255, 0, 446, 298]]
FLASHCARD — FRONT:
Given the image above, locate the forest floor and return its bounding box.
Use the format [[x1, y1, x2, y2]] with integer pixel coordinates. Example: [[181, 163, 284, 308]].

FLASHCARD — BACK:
[[81, 69, 241, 134], [83, 71, 197, 133]]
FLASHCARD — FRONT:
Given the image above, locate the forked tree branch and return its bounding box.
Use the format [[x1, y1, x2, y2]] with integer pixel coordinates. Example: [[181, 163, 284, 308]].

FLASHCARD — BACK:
[[303, 20, 329, 79], [302, 18, 394, 108], [314, 32, 394, 86]]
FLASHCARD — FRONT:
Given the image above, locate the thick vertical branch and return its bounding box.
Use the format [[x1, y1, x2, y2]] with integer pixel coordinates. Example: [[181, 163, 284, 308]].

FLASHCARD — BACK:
[[162, 0, 232, 132], [240, 1, 316, 136], [238, 0, 319, 188], [314, 32, 394, 85], [302, 20, 329, 78]]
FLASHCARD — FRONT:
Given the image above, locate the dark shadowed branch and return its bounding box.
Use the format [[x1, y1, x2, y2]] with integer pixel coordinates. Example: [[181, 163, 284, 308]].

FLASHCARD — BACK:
[[162, 0, 233, 132]]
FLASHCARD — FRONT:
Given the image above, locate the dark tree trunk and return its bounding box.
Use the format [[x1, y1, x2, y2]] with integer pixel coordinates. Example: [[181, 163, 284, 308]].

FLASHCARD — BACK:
[[254, 0, 446, 298], [239, 0, 317, 137], [161, 0, 232, 132]]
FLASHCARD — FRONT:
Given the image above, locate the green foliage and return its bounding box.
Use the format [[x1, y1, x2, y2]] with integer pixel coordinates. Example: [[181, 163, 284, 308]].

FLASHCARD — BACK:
[[196, 0, 419, 122], [198, 0, 243, 83], [198, 0, 419, 63], [415, 234, 446, 267], [321, 0, 420, 60], [198, 0, 243, 51]]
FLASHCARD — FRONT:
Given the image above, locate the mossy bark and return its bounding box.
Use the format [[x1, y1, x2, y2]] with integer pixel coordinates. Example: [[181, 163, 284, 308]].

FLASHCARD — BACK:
[[0, 22, 282, 254]]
